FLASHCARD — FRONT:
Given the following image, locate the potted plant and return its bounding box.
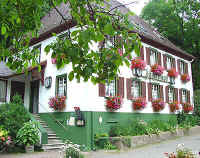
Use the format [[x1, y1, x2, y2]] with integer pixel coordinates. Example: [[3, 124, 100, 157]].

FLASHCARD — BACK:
[[182, 103, 193, 113], [0, 127, 12, 152], [16, 122, 39, 153], [167, 68, 179, 78], [168, 101, 179, 113], [151, 64, 164, 76], [131, 58, 146, 70], [181, 74, 190, 83], [132, 97, 147, 111], [48, 96, 66, 111], [105, 96, 123, 112], [152, 98, 165, 112]]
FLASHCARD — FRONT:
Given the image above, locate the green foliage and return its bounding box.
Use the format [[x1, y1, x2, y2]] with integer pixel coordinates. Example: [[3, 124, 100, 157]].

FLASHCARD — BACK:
[[12, 93, 23, 105], [16, 122, 39, 146], [141, 0, 200, 89], [0, 0, 141, 84], [103, 142, 117, 150], [121, 136, 131, 148], [0, 97, 30, 139], [64, 140, 82, 158], [94, 133, 109, 149]]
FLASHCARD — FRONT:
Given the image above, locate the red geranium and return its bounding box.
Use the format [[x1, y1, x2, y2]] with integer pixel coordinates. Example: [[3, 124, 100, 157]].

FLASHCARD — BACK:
[[105, 96, 122, 111], [181, 74, 190, 83], [151, 64, 164, 76], [182, 103, 193, 113], [132, 98, 147, 110], [152, 98, 165, 112], [168, 101, 179, 113], [168, 68, 179, 78], [131, 58, 146, 70], [48, 96, 66, 111]]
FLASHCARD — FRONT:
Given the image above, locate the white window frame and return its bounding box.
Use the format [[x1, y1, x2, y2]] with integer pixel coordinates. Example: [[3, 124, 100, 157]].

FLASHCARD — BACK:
[[168, 87, 174, 102], [166, 56, 173, 70], [152, 84, 160, 99], [0, 80, 6, 102], [56, 75, 67, 97], [150, 50, 158, 65], [180, 61, 185, 74], [131, 80, 141, 98], [105, 79, 116, 97], [182, 90, 187, 103]]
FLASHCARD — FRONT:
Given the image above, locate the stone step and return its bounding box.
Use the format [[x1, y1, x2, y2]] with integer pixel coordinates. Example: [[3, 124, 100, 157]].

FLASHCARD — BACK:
[[48, 139, 63, 144], [43, 143, 64, 148], [42, 145, 64, 151], [48, 133, 57, 136], [48, 136, 61, 139]]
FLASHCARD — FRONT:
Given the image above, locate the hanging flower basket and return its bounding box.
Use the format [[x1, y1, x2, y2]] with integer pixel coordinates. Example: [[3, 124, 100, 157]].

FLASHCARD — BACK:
[[181, 74, 190, 83], [105, 96, 123, 112], [48, 96, 66, 111], [51, 58, 57, 64], [167, 68, 179, 78], [151, 64, 164, 76], [182, 103, 193, 113], [168, 101, 179, 113], [152, 98, 165, 112], [131, 58, 146, 70], [132, 98, 147, 111]]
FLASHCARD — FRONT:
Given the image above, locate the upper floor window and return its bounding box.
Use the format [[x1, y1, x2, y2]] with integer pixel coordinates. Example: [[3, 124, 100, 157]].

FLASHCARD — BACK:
[[56, 74, 67, 97], [182, 89, 187, 103], [131, 80, 141, 98], [168, 87, 174, 102], [105, 79, 116, 97], [150, 50, 159, 65], [0, 80, 6, 102], [180, 61, 187, 74], [166, 56, 173, 70], [152, 84, 160, 99]]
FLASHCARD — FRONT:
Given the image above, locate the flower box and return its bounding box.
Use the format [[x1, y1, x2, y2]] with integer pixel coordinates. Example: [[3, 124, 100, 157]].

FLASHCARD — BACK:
[[152, 98, 165, 112], [181, 74, 190, 83], [151, 64, 164, 76], [51, 58, 57, 64], [131, 58, 146, 70], [182, 103, 193, 113], [167, 68, 178, 78], [168, 101, 179, 113], [132, 98, 147, 111], [48, 96, 66, 111], [105, 96, 123, 112]]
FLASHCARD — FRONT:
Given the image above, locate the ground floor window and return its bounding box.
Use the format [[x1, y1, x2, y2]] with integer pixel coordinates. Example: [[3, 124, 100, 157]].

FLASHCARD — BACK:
[[0, 80, 6, 102], [105, 79, 116, 97], [56, 74, 67, 96], [131, 80, 141, 98], [182, 89, 187, 103], [152, 84, 160, 99], [168, 87, 174, 102]]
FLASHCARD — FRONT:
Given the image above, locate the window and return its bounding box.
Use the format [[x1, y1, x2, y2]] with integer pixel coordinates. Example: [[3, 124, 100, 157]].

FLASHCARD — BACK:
[[56, 75, 67, 96], [182, 90, 187, 103], [152, 84, 160, 99], [131, 80, 141, 98], [180, 61, 186, 74], [150, 50, 158, 65], [33, 45, 41, 63], [105, 79, 116, 97], [166, 56, 173, 70], [0, 80, 6, 102], [168, 87, 174, 102]]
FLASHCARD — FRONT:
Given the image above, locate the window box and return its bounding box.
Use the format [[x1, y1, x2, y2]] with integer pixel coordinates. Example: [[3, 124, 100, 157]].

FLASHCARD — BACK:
[[105, 96, 123, 112], [131, 58, 146, 70], [152, 98, 165, 112], [182, 103, 193, 113], [181, 74, 190, 83], [151, 64, 164, 76], [132, 97, 147, 111], [167, 68, 178, 78], [48, 96, 66, 111], [168, 101, 179, 113]]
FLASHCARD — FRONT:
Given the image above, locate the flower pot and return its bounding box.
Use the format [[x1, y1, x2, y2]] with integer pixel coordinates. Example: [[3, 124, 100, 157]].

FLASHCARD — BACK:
[[25, 145, 34, 153]]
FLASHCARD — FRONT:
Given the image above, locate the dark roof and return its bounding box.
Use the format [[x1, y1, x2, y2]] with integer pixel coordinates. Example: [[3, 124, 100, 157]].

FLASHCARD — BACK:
[[33, 0, 194, 60], [0, 62, 15, 77]]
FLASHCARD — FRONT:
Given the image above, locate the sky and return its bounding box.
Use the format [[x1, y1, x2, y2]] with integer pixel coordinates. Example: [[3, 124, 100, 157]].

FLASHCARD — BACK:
[[118, 0, 149, 15]]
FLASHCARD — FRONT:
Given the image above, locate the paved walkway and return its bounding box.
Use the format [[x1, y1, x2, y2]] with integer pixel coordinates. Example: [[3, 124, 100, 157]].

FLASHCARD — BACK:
[[1, 134, 200, 158]]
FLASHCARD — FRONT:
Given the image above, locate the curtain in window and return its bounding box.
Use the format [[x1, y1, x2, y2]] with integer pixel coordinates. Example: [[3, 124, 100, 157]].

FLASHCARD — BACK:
[[0, 80, 6, 102]]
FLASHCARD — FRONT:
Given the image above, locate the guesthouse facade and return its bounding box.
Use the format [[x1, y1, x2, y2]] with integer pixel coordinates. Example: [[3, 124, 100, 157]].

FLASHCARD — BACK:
[[0, 0, 195, 149]]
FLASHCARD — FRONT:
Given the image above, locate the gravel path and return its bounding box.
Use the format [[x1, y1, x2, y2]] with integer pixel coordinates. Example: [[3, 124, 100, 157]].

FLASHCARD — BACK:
[[1, 134, 200, 158]]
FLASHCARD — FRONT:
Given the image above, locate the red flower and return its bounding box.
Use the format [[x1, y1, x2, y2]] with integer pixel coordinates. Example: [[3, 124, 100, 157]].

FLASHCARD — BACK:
[[182, 103, 193, 113], [168, 101, 179, 113], [152, 98, 165, 112], [48, 96, 66, 111], [132, 98, 147, 110], [181, 74, 190, 83], [105, 96, 123, 111], [131, 58, 146, 70], [151, 64, 164, 76], [168, 68, 178, 78], [1, 137, 5, 142]]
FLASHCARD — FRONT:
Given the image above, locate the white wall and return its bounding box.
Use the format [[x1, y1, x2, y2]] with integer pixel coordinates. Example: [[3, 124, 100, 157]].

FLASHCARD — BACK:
[[31, 30, 194, 114]]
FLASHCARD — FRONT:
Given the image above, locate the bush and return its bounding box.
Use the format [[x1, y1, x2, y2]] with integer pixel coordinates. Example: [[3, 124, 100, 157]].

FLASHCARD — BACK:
[[147, 119, 169, 132], [0, 94, 30, 139], [64, 140, 83, 158]]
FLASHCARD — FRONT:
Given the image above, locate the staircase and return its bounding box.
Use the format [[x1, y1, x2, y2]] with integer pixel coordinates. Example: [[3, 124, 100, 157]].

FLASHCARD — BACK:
[[32, 114, 65, 151]]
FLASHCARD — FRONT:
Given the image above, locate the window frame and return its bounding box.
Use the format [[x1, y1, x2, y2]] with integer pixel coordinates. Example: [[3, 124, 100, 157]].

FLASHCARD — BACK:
[[150, 49, 159, 65], [166, 55, 173, 70], [131, 79, 142, 98], [105, 78, 117, 97], [55, 74, 67, 97], [180, 60, 186, 74], [182, 89, 187, 103], [0, 79, 7, 102], [152, 83, 160, 99], [168, 87, 175, 102]]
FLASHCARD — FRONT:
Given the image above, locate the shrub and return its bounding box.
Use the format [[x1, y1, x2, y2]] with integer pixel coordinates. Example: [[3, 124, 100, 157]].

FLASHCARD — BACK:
[[16, 122, 39, 146], [63, 140, 83, 158], [0, 127, 13, 153], [0, 95, 30, 139], [147, 119, 169, 132]]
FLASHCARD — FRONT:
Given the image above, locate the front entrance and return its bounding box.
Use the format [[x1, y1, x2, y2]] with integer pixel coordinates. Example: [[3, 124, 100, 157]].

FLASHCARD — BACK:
[[30, 80, 39, 114], [11, 81, 25, 102]]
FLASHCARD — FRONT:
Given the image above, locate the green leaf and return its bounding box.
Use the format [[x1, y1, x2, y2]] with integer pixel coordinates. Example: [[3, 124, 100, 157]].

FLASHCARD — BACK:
[[68, 71, 74, 81], [44, 45, 51, 53], [1, 26, 6, 35], [104, 23, 114, 35]]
